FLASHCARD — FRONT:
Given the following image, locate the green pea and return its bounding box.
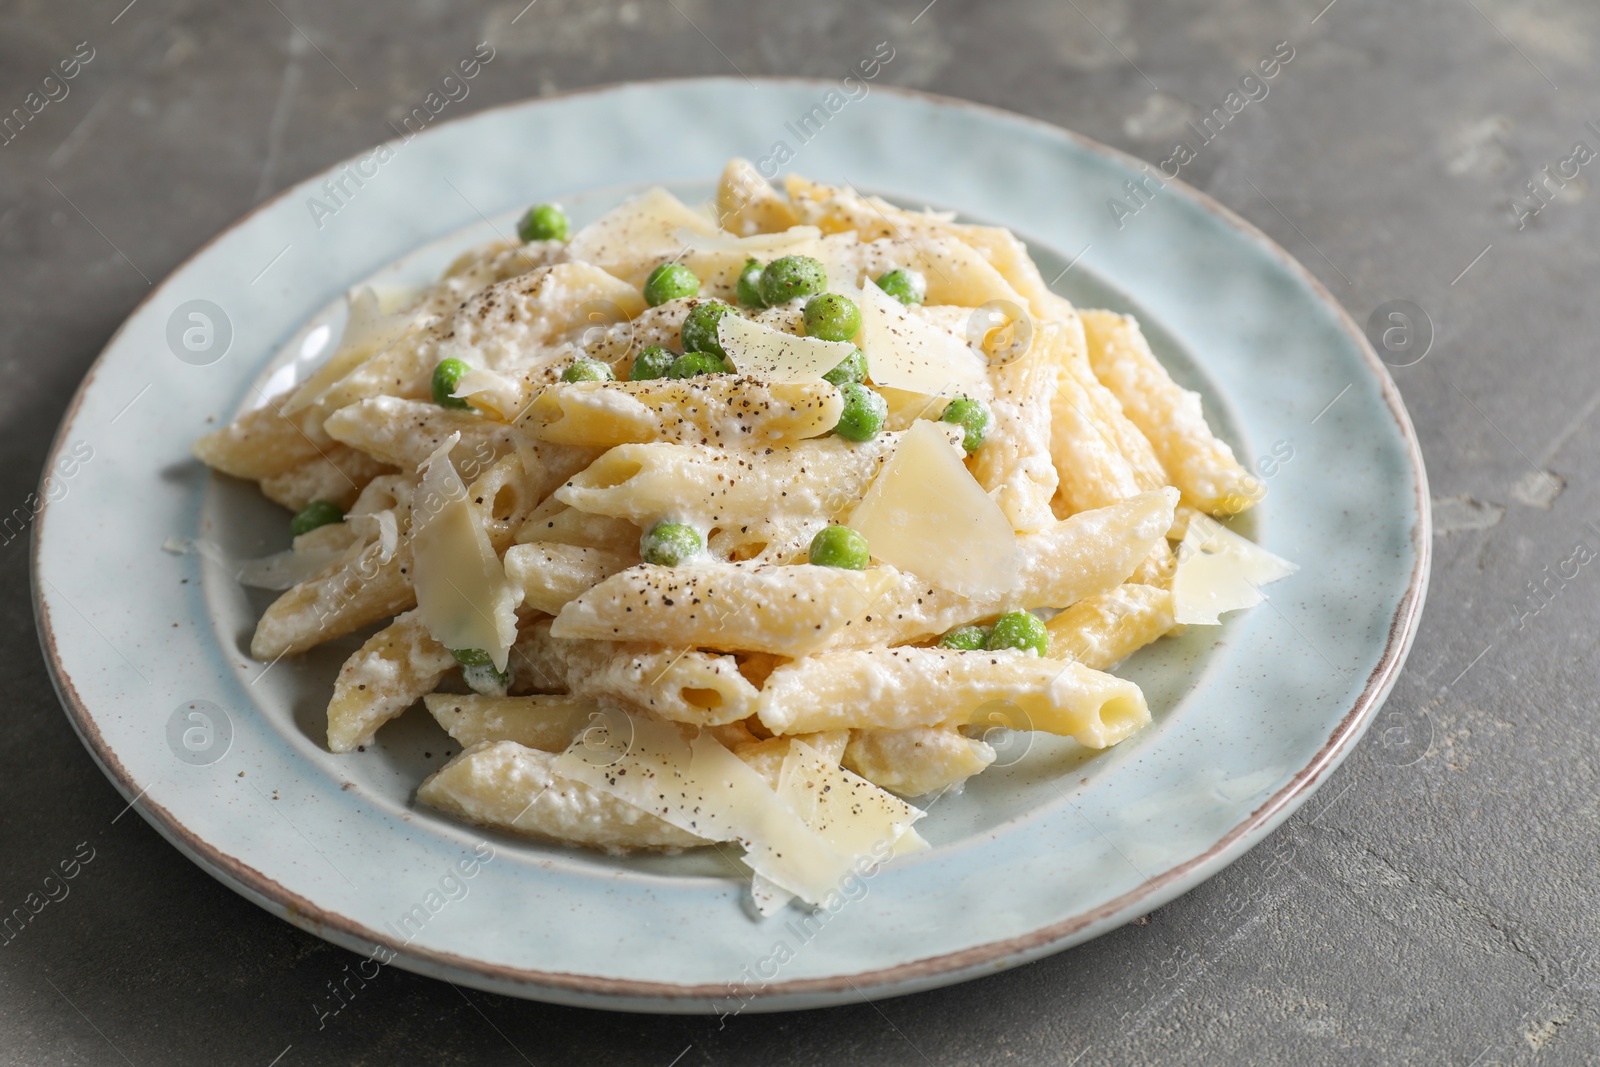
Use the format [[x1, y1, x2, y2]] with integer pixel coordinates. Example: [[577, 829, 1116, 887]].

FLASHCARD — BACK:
[[875, 268, 926, 305], [666, 351, 728, 379], [822, 347, 868, 388], [630, 345, 676, 381], [833, 383, 887, 442], [462, 662, 511, 695], [985, 611, 1049, 657], [941, 396, 993, 453], [641, 521, 703, 566], [517, 203, 569, 243], [736, 259, 766, 307], [290, 499, 344, 538], [643, 262, 700, 306], [938, 625, 991, 651], [680, 300, 739, 359], [561, 358, 615, 383], [758, 255, 827, 306], [807, 525, 870, 570], [803, 293, 862, 342], [431, 358, 473, 409], [452, 649, 511, 695]]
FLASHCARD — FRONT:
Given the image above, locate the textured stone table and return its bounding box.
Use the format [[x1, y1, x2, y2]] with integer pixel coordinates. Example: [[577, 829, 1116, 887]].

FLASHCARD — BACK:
[[3, 1, 1595, 1063]]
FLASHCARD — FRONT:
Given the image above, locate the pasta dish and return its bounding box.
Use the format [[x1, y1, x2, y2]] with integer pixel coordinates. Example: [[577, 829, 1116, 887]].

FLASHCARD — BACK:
[[193, 161, 1294, 913]]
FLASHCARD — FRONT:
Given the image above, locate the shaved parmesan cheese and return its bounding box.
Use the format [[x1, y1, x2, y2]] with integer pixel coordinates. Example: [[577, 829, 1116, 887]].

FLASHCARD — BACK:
[[749, 875, 792, 917], [718, 314, 855, 384], [857, 277, 988, 397], [848, 420, 1019, 597], [673, 225, 821, 252], [891, 828, 930, 856], [565, 187, 720, 285], [452, 366, 525, 421], [778, 741, 924, 861], [163, 537, 344, 591], [554, 709, 857, 906], [350, 508, 400, 564], [234, 547, 346, 589], [283, 286, 418, 414], [411, 433, 517, 670], [1171, 514, 1299, 625], [752, 741, 926, 915]]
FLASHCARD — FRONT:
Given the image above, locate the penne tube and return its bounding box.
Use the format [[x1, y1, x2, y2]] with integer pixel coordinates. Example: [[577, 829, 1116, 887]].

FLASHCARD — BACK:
[[517, 377, 844, 448], [318, 263, 646, 411], [251, 537, 415, 660], [970, 321, 1061, 533], [1081, 309, 1256, 515], [193, 395, 337, 482], [514, 496, 640, 552], [503, 542, 637, 616], [326, 608, 456, 753], [1049, 313, 1170, 514], [418, 741, 706, 852], [1045, 583, 1176, 670], [514, 619, 761, 727], [553, 427, 956, 526], [758, 648, 1150, 749], [423, 693, 599, 751], [843, 726, 997, 798], [259, 444, 392, 512], [550, 561, 901, 656], [323, 396, 521, 472]]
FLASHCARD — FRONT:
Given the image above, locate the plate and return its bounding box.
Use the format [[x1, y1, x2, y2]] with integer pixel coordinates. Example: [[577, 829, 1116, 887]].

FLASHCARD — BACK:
[[33, 79, 1429, 1013]]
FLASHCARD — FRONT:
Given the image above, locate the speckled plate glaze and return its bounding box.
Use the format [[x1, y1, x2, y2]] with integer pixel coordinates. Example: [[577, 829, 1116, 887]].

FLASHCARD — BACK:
[[33, 79, 1428, 1013]]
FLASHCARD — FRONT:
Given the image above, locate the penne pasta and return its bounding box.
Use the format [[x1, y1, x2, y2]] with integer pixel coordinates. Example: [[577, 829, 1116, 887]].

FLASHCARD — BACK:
[[503, 542, 637, 616], [517, 377, 844, 448], [758, 647, 1150, 749], [1081, 309, 1256, 515], [258, 444, 392, 512], [514, 620, 761, 727], [553, 426, 960, 527], [419, 741, 706, 851], [323, 396, 521, 472], [513, 496, 640, 552], [550, 561, 901, 656], [843, 726, 997, 798], [326, 608, 456, 753], [423, 693, 598, 751], [969, 320, 1061, 533], [1045, 583, 1176, 670]]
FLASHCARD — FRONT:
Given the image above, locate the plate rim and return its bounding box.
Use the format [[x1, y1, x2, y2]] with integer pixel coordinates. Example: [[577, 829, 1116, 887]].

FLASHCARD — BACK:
[[32, 76, 1432, 1008]]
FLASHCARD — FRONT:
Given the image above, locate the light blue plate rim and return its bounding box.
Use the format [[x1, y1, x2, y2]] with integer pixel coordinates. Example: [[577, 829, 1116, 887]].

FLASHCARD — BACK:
[[32, 78, 1430, 1012]]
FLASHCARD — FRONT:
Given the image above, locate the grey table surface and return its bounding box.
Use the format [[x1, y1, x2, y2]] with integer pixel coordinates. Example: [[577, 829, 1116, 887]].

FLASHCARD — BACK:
[[3, 0, 1596, 1063]]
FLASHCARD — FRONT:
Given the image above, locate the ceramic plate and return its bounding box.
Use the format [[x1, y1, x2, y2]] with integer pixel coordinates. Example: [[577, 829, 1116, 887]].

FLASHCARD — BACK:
[[33, 79, 1428, 1013]]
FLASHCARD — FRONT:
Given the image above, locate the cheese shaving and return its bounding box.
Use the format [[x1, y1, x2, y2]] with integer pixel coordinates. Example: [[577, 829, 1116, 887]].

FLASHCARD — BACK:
[[857, 277, 988, 397], [718, 314, 855, 384], [350, 508, 399, 565], [848, 420, 1019, 597], [411, 433, 517, 670], [751, 741, 926, 916], [553, 709, 858, 906], [452, 366, 524, 421], [565, 187, 720, 283], [1171, 514, 1299, 625]]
